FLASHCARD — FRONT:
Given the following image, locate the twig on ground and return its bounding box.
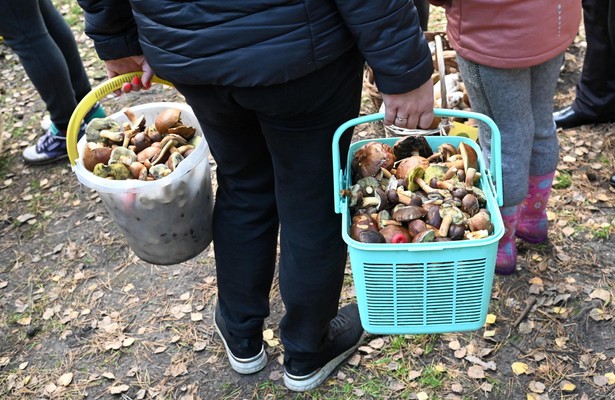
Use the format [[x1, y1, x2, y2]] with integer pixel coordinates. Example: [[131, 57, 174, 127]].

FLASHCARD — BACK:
[[513, 295, 537, 327]]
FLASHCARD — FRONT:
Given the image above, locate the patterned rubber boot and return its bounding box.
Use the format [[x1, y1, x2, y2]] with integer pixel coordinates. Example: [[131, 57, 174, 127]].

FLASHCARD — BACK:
[[516, 172, 555, 244], [495, 206, 519, 275]]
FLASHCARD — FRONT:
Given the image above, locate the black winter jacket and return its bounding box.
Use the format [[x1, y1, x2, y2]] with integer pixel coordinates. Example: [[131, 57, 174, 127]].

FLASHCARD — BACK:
[[77, 0, 433, 94]]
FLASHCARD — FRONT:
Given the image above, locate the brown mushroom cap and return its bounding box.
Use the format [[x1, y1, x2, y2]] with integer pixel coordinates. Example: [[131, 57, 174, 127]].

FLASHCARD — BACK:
[[351, 141, 396, 179], [458, 142, 478, 171], [155, 108, 181, 134]]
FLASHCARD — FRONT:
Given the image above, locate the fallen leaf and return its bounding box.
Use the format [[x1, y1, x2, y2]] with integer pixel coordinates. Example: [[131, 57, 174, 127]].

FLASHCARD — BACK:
[[0, 357, 10, 367], [0, 281, 7, 289], [560, 380, 576, 392], [165, 362, 188, 377], [19, 362, 28, 369], [109, 384, 130, 394], [57, 372, 73, 386], [193, 341, 206, 352], [368, 337, 385, 349], [589, 308, 605, 321], [593, 375, 609, 386], [529, 381, 545, 393], [154, 346, 167, 354], [190, 312, 203, 322], [17, 316, 31, 326], [485, 314, 497, 324], [122, 337, 135, 347], [512, 362, 529, 375], [44, 382, 57, 394], [416, 392, 429, 400], [180, 292, 191, 301], [449, 340, 461, 350], [589, 288, 611, 302], [467, 365, 485, 379], [17, 213, 36, 223], [101, 372, 116, 380], [408, 370, 421, 380]]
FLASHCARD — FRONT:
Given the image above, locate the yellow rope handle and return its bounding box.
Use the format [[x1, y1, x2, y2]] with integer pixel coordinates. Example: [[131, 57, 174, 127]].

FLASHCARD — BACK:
[[67, 72, 173, 165]]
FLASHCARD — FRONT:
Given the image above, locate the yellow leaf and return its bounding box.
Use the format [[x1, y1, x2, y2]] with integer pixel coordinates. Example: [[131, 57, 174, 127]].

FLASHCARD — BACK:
[[17, 316, 31, 326], [605, 372, 615, 385], [552, 307, 567, 314], [512, 362, 529, 375], [528, 277, 543, 285], [263, 329, 275, 340], [485, 314, 497, 324], [560, 380, 576, 392], [483, 329, 496, 337], [435, 363, 446, 372]]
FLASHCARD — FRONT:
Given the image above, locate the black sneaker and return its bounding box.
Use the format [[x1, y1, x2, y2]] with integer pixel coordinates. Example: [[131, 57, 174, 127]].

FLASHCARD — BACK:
[[214, 305, 267, 375], [283, 303, 366, 392]]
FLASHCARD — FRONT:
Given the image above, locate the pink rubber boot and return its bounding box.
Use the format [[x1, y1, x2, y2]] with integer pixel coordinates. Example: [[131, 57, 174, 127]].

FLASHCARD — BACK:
[[496, 206, 519, 275], [517, 172, 555, 244]]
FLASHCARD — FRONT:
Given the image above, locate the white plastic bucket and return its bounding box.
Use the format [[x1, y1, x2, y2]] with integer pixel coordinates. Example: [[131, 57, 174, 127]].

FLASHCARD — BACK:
[[73, 102, 213, 265]]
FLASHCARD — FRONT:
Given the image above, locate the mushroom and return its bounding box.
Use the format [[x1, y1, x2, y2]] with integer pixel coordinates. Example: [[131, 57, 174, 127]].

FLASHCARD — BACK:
[[82, 142, 112, 171], [85, 117, 120, 142], [108, 147, 137, 166], [151, 134, 188, 166], [361, 188, 389, 212], [458, 142, 478, 172], [350, 214, 379, 241], [351, 141, 396, 179], [129, 161, 148, 180], [393, 136, 434, 159], [380, 225, 412, 243], [130, 131, 152, 153], [93, 163, 131, 180], [391, 205, 426, 222], [149, 164, 172, 180], [155, 108, 182, 134]]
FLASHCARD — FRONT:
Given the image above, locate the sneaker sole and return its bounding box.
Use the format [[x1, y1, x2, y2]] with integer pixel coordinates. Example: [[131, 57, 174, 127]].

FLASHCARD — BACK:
[[214, 320, 267, 375], [283, 331, 367, 392]]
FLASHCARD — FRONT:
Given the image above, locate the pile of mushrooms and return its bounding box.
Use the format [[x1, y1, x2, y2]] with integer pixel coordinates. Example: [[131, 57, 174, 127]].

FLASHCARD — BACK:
[[81, 107, 201, 180], [343, 136, 494, 244]]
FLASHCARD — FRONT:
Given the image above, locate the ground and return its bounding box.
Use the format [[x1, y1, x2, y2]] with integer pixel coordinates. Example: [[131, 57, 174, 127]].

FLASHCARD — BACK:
[[1, 4, 615, 400]]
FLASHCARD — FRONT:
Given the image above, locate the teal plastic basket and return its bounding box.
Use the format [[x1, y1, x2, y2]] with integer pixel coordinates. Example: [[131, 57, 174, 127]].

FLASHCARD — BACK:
[[332, 109, 504, 335]]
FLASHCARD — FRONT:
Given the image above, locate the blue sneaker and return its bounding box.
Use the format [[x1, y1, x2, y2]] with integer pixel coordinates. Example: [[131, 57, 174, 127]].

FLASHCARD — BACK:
[[23, 103, 105, 165]]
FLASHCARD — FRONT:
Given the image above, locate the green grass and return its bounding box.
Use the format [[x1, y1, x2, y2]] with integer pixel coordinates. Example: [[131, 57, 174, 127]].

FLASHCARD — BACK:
[[553, 171, 572, 189]]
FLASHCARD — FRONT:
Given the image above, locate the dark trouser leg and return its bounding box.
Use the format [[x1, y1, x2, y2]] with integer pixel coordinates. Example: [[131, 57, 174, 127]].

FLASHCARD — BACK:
[[573, 0, 615, 119], [0, 0, 89, 131], [176, 48, 364, 346]]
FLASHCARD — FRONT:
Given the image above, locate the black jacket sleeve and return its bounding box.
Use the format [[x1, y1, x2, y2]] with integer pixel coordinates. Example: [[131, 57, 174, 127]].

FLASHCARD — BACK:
[[334, 0, 434, 94], [77, 0, 142, 60]]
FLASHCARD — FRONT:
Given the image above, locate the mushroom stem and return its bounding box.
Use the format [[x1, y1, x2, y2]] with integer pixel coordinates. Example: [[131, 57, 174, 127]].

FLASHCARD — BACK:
[[438, 213, 453, 237]]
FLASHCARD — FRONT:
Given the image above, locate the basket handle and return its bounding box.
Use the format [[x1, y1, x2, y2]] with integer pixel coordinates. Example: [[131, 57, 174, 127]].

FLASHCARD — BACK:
[[435, 35, 448, 110], [66, 72, 174, 166], [332, 109, 503, 214]]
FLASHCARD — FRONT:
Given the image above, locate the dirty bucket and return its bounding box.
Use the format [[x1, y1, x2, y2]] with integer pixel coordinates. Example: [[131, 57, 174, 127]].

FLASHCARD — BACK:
[[66, 74, 213, 265]]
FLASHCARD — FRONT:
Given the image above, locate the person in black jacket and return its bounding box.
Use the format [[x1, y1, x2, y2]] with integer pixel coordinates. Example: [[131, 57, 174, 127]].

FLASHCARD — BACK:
[[77, 0, 434, 391], [553, 0, 615, 187], [554, 0, 615, 129]]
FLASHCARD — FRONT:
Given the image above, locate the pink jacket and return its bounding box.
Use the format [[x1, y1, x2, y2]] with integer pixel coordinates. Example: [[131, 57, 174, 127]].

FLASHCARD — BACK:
[[443, 0, 582, 69]]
